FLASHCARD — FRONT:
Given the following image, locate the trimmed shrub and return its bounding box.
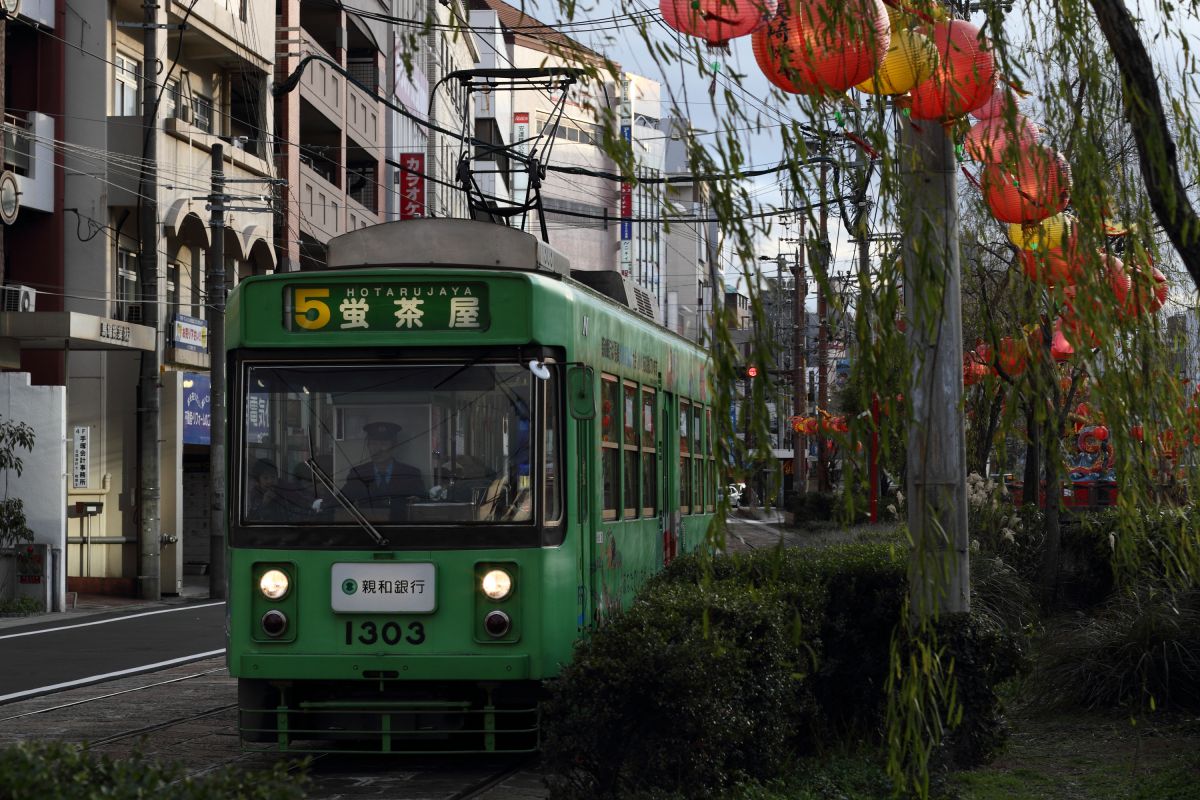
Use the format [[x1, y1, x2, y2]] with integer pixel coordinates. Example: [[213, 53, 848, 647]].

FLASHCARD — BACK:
[[542, 581, 805, 799], [0, 741, 308, 799]]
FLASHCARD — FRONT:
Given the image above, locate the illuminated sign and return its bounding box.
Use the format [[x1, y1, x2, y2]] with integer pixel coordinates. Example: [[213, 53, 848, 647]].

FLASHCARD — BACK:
[[285, 283, 491, 333]]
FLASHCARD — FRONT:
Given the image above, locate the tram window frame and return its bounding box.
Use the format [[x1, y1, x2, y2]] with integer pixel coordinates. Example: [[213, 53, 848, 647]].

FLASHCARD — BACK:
[[641, 387, 657, 516], [679, 399, 691, 515], [693, 404, 703, 511], [622, 380, 639, 519], [601, 374, 619, 521], [542, 361, 563, 526], [706, 406, 716, 512]]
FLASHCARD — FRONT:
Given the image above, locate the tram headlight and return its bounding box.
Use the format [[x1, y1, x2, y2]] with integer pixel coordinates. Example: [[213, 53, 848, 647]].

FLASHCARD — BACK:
[[259, 569, 290, 600], [481, 569, 513, 600]]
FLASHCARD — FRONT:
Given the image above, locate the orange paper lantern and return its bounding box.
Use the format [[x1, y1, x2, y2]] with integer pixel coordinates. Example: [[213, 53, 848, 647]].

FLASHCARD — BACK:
[[964, 114, 1039, 163], [907, 20, 996, 120], [661, 0, 777, 48], [752, 0, 890, 95], [981, 145, 1072, 225]]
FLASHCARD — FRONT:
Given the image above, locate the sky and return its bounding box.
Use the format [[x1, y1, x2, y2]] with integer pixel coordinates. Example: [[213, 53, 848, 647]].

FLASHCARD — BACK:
[[511, 0, 1200, 303]]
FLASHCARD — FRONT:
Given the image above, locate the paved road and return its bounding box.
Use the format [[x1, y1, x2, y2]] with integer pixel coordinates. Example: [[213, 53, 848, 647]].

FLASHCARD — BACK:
[[0, 601, 225, 704]]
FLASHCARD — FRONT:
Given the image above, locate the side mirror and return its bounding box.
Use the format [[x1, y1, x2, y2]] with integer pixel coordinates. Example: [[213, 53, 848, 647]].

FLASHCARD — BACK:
[[566, 365, 595, 420]]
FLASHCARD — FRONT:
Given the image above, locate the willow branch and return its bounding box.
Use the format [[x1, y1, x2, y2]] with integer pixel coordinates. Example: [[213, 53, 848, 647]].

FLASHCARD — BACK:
[[1089, 0, 1200, 289]]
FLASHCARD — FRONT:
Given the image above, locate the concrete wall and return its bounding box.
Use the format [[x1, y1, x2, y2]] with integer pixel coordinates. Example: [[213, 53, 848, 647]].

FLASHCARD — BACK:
[[0, 373, 66, 611]]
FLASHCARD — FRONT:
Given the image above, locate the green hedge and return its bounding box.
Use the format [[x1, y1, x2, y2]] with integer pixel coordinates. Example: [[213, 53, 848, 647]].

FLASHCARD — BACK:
[[0, 742, 308, 799], [544, 544, 1024, 798]]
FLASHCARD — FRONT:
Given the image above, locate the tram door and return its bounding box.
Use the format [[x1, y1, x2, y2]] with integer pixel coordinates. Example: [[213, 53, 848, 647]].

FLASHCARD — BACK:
[[575, 403, 594, 631]]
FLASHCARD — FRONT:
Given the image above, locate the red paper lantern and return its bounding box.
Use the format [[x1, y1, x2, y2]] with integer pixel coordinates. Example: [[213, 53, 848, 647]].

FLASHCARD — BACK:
[[971, 86, 1018, 120], [1122, 261, 1169, 317], [1131, 424, 1144, 442], [981, 145, 1071, 225], [1050, 320, 1074, 362], [964, 114, 1039, 164], [1103, 254, 1132, 306], [907, 20, 996, 120], [963, 352, 990, 385], [752, 0, 889, 95], [974, 338, 993, 363], [662, 0, 777, 48], [1018, 227, 1082, 287], [997, 335, 1027, 376]]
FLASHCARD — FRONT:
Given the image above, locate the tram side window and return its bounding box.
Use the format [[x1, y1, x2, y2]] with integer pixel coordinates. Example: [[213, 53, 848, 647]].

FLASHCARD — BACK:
[[544, 369, 562, 524], [679, 400, 691, 514], [623, 381, 639, 519], [601, 375, 619, 520], [693, 404, 703, 512], [641, 387, 657, 516], [706, 407, 716, 512]]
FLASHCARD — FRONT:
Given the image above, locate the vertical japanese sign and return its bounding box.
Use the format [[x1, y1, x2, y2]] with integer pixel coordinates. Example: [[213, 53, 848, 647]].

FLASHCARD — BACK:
[[618, 76, 633, 277], [513, 112, 531, 232], [398, 153, 426, 220], [182, 373, 212, 446], [72, 426, 90, 489]]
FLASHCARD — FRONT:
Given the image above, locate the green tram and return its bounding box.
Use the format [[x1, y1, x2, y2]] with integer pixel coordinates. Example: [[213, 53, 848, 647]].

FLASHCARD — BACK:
[[227, 219, 716, 752]]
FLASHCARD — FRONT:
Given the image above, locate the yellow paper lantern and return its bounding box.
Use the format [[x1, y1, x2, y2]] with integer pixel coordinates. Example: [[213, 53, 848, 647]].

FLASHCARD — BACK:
[[1007, 212, 1074, 252], [854, 27, 939, 96]]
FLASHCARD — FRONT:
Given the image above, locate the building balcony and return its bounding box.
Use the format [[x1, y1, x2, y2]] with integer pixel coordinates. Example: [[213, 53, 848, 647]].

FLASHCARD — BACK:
[[296, 29, 344, 130], [2, 112, 55, 214], [298, 161, 381, 244]]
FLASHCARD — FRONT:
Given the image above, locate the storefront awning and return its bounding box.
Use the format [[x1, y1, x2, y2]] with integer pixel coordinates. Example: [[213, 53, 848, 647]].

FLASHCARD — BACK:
[[0, 312, 156, 351]]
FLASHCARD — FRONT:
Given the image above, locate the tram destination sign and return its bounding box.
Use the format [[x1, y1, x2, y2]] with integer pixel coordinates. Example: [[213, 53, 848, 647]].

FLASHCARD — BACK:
[[285, 282, 490, 333]]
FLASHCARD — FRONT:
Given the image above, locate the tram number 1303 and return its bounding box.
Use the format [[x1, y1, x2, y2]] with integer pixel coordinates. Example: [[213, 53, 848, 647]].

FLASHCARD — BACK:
[[345, 620, 426, 647]]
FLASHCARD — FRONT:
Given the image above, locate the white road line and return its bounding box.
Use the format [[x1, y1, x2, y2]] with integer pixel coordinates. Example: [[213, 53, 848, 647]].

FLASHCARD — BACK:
[[0, 650, 227, 705], [0, 601, 226, 641]]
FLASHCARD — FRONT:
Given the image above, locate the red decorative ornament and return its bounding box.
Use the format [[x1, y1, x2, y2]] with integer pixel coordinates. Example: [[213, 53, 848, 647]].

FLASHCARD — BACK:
[[1050, 320, 1074, 362], [1103, 253, 1132, 306], [752, 0, 889, 95], [963, 352, 990, 385], [1019, 227, 1082, 287], [964, 114, 1039, 164], [1131, 424, 1144, 442], [973, 338, 993, 363], [662, 0, 777, 48], [907, 20, 996, 121], [997, 336, 1027, 376], [981, 145, 1072, 225], [971, 86, 1018, 120], [1122, 261, 1169, 317]]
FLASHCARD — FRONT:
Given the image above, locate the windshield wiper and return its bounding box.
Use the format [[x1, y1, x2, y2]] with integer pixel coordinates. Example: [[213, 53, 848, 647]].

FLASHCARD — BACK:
[[304, 457, 389, 547]]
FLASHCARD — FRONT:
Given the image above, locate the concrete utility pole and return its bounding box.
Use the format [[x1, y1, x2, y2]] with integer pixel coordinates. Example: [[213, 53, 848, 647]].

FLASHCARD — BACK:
[[137, 0, 162, 600], [816, 160, 831, 492], [1, 8, 6, 287], [793, 222, 807, 488], [900, 116, 970, 615], [208, 145, 227, 600]]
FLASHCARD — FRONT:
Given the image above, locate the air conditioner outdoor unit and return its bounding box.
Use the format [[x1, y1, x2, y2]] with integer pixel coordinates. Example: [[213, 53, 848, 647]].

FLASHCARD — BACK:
[[0, 284, 35, 312]]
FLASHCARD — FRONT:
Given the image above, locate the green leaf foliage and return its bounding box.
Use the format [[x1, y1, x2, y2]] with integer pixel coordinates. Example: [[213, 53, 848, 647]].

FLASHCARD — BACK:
[[0, 741, 309, 800]]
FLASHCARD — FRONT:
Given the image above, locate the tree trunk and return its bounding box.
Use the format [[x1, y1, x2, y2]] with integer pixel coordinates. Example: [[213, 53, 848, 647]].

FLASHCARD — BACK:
[[1023, 401, 1040, 507], [1088, 0, 1200, 289]]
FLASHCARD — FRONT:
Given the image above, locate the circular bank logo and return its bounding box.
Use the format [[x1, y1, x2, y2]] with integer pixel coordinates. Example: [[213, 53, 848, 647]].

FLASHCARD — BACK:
[[341, 578, 358, 595]]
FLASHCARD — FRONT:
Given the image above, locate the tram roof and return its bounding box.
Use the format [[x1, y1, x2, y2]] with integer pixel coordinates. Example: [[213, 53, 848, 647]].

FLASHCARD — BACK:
[[326, 219, 572, 278]]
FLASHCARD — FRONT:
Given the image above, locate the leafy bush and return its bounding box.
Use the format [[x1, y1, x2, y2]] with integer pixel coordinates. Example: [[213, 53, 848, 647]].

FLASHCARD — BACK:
[[0, 596, 41, 615], [1031, 590, 1200, 711], [785, 491, 838, 522], [542, 581, 805, 799], [970, 552, 1037, 634], [0, 741, 308, 799], [935, 613, 1027, 768]]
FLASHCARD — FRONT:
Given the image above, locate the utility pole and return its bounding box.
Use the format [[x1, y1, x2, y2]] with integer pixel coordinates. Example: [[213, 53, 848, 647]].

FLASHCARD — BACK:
[[136, 0, 162, 601], [901, 114, 970, 615], [208, 145, 227, 600], [1, 7, 7, 287], [793, 222, 807, 489], [816, 160, 831, 492]]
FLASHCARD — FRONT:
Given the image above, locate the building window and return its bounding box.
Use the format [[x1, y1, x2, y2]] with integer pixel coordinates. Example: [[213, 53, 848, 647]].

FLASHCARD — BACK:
[[114, 52, 141, 116], [679, 399, 691, 514], [641, 387, 657, 516], [116, 249, 139, 320], [194, 95, 213, 134], [622, 381, 639, 518], [166, 262, 179, 311]]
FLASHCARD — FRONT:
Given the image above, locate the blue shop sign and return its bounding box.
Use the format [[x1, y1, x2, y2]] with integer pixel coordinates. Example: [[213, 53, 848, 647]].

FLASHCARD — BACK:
[[183, 373, 211, 445]]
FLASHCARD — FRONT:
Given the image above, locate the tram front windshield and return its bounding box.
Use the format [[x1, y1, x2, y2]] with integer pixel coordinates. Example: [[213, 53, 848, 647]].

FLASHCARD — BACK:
[[240, 362, 553, 527]]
